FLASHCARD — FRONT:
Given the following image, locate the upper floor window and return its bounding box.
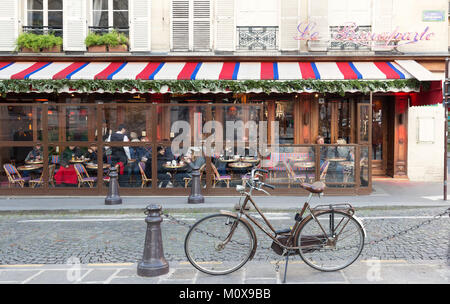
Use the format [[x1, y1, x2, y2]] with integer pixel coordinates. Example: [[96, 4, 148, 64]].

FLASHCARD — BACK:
[[25, 0, 63, 36], [92, 0, 129, 36], [171, 0, 211, 52]]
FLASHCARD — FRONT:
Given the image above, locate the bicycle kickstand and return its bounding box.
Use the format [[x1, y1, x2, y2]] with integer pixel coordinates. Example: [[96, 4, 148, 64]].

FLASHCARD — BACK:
[[283, 250, 290, 284]]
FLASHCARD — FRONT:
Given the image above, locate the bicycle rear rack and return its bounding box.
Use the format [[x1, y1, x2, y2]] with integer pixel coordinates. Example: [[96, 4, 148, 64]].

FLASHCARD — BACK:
[[312, 203, 355, 215]]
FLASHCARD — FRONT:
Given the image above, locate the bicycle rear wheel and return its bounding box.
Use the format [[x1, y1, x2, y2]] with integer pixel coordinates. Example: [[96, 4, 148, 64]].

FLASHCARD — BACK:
[[296, 211, 364, 271], [184, 214, 255, 275]]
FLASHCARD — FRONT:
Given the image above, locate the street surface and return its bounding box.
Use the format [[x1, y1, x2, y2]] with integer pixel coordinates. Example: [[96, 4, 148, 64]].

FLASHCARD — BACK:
[[0, 207, 448, 265]]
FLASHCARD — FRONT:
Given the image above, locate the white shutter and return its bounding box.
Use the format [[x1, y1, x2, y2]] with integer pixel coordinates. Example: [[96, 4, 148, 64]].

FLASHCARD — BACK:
[[215, 0, 235, 52], [172, 0, 190, 51], [280, 0, 299, 51], [193, 0, 211, 51], [130, 0, 152, 52], [63, 0, 87, 51], [372, 0, 393, 51], [0, 0, 18, 52], [308, 0, 328, 52]]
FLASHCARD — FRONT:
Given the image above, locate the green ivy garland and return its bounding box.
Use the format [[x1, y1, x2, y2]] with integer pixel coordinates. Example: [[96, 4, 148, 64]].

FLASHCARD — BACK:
[[0, 79, 425, 97]]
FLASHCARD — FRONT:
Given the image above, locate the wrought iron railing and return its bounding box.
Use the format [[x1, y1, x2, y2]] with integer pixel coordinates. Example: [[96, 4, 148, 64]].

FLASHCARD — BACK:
[[22, 26, 63, 37], [237, 26, 278, 51], [328, 25, 372, 51], [88, 26, 129, 37]]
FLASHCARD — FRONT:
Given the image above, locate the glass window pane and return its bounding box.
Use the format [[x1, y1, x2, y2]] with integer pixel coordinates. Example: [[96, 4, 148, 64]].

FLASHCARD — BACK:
[[0, 106, 42, 141], [93, 0, 108, 10], [93, 11, 109, 27], [360, 146, 369, 187], [275, 101, 294, 144], [48, 0, 63, 10], [319, 103, 332, 144], [48, 11, 63, 27], [47, 106, 96, 142], [0, 146, 39, 189], [113, 0, 128, 10], [320, 145, 355, 188], [28, 11, 44, 27], [27, 0, 43, 10], [113, 11, 128, 28]]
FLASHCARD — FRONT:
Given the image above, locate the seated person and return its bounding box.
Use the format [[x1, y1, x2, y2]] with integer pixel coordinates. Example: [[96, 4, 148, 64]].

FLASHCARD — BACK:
[[85, 145, 98, 163], [144, 146, 171, 188], [25, 144, 43, 162], [175, 151, 206, 185], [54, 159, 78, 186], [62, 146, 83, 162]]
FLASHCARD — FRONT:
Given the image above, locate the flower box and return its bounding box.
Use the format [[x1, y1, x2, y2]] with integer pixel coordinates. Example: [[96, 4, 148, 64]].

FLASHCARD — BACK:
[[108, 44, 128, 52], [88, 45, 107, 53], [20, 47, 36, 53], [42, 45, 62, 53]]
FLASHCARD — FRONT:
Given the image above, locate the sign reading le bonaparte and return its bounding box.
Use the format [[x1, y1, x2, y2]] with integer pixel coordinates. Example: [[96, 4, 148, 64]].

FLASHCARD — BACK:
[[295, 21, 435, 48]]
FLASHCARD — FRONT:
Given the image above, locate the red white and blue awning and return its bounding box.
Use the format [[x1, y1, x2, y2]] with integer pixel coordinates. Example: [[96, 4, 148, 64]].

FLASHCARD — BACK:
[[0, 61, 415, 80]]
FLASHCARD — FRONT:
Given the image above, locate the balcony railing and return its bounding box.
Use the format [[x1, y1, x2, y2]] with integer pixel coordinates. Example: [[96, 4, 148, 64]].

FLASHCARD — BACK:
[[237, 26, 278, 51], [88, 26, 129, 37], [328, 25, 372, 51], [22, 26, 63, 37]]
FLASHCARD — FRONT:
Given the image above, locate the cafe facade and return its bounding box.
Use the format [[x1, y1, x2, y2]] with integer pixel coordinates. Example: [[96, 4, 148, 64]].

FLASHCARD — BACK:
[[0, 56, 445, 196], [0, 0, 447, 196]]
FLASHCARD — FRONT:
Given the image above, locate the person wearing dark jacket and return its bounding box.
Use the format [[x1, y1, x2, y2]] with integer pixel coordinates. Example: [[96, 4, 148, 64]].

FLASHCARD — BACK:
[[144, 146, 171, 187], [109, 124, 131, 166]]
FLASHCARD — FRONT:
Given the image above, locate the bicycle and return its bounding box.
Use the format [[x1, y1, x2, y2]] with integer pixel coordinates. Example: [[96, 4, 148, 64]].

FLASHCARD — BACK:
[[184, 168, 366, 281]]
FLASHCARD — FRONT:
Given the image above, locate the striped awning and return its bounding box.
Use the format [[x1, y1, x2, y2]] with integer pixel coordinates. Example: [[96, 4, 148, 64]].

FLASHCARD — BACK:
[[0, 61, 415, 80]]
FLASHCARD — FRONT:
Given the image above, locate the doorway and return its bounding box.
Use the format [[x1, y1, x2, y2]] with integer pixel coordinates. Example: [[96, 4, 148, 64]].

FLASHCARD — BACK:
[[372, 97, 395, 176]]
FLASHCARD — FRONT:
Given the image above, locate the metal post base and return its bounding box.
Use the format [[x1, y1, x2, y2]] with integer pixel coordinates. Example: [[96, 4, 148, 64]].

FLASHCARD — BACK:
[[137, 261, 169, 277]]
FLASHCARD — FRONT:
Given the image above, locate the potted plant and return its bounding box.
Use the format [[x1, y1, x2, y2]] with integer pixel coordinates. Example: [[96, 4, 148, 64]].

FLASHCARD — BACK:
[[107, 31, 129, 52], [85, 32, 107, 52], [85, 30, 129, 53], [16, 33, 41, 53], [16, 33, 63, 53], [41, 34, 63, 53]]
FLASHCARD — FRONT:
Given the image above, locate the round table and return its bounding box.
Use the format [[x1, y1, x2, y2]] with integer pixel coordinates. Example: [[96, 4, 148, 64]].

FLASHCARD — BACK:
[[219, 158, 239, 163], [70, 159, 89, 164], [228, 162, 252, 169], [327, 158, 347, 162], [17, 164, 43, 171], [25, 160, 43, 165], [85, 163, 111, 170], [240, 158, 260, 163], [293, 161, 315, 168], [163, 163, 187, 185]]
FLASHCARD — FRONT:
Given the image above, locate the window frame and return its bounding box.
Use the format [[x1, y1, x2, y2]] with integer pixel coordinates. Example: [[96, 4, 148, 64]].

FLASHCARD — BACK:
[[91, 0, 129, 31], [25, 0, 63, 29]]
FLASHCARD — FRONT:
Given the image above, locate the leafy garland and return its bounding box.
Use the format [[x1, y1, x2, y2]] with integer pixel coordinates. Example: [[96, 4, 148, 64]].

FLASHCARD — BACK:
[[0, 79, 425, 96]]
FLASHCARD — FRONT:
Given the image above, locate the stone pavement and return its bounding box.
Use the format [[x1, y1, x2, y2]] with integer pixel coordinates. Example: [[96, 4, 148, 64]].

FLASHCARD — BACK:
[[0, 260, 448, 284], [0, 181, 448, 213]]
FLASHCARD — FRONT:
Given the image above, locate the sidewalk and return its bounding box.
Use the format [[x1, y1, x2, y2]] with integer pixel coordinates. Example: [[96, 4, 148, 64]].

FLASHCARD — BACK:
[[0, 260, 448, 284], [0, 181, 448, 213]]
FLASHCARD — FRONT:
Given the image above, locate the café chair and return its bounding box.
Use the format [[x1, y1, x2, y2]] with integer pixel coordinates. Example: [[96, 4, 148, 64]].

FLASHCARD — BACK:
[[211, 163, 231, 188], [29, 164, 56, 188], [184, 163, 206, 188], [283, 161, 307, 188], [3, 164, 30, 188], [138, 161, 152, 188], [74, 164, 97, 188], [51, 155, 60, 165]]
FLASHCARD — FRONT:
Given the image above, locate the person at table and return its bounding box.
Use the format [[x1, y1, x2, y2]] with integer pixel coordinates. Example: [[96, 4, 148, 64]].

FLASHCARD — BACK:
[[62, 146, 83, 162], [54, 159, 77, 187], [144, 146, 172, 188], [175, 150, 206, 186], [108, 124, 131, 166], [139, 137, 152, 162], [25, 143, 43, 162]]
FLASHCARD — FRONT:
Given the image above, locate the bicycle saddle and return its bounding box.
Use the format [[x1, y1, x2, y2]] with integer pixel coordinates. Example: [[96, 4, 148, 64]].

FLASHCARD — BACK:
[[301, 181, 325, 194]]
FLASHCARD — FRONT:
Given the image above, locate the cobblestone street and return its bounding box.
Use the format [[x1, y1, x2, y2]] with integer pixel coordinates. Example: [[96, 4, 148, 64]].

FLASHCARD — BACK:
[[0, 207, 448, 265]]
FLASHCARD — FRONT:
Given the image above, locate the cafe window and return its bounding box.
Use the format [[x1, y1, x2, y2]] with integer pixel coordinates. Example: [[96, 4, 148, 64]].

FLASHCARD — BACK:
[[92, 0, 129, 36], [25, 0, 63, 36]]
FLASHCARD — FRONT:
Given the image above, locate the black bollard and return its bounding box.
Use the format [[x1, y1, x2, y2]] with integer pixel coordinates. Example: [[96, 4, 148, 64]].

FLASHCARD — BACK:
[[105, 166, 122, 205], [137, 204, 169, 277], [187, 165, 204, 204]]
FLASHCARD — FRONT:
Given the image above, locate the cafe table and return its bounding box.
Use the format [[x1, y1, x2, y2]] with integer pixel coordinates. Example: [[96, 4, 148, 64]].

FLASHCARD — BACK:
[[25, 160, 43, 165], [240, 157, 260, 164], [85, 163, 111, 170], [162, 163, 187, 185], [17, 164, 43, 171], [70, 158, 89, 164]]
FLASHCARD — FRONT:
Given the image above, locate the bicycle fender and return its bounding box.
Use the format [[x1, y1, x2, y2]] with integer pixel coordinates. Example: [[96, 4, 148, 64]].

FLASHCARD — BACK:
[[350, 215, 367, 238], [219, 210, 258, 260]]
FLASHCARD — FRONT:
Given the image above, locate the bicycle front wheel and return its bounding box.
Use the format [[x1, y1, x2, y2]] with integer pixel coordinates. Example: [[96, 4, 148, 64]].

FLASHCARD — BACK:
[[296, 211, 364, 272], [184, 214, 255, 275]]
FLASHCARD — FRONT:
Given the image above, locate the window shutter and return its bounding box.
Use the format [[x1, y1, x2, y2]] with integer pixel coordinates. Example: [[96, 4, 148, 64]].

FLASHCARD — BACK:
[[172, 0, 190, 51], [0, 0, 18, 52], [193, 0, 211, 51], [215, 0, 235, 51], [130, 0, 152, 52], [372, 0, 393, 51], [280, 0, 299, 51], [63, 0, 87, 51], [308, 0, 329, 52]]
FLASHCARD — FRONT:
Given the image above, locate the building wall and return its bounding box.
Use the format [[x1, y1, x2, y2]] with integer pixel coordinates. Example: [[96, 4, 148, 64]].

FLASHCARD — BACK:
[[407, 104, 445, 181], [1, 0, 446, 54]]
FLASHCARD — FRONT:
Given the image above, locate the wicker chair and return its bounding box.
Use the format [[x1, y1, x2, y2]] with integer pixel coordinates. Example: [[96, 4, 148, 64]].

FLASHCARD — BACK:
[[3, 164, 30, 188], [74, 164, 97, 188], [184, 163, 206, 188], [138, 161, 152, 188], [29, 164, 56, 188], [211, 163, 231, 188]]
